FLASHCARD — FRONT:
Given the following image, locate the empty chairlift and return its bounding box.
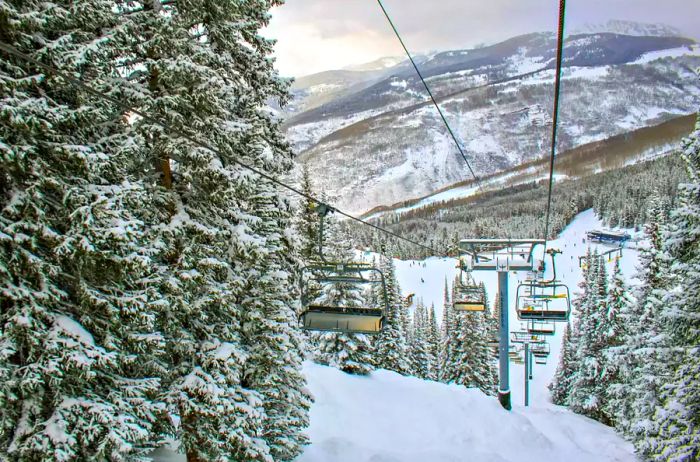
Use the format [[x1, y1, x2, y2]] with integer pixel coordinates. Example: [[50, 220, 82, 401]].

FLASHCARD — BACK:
[[531, 342, 551, 358], [299, 205, 388, 334], [527, 320, 556, 336], [453, 259, 486, 312], [516, 248, 571, 322]]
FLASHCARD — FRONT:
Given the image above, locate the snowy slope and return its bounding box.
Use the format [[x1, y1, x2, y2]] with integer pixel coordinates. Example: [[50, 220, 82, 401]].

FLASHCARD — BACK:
[[390, 209, 640, 407], [298, 361, 634, 462]]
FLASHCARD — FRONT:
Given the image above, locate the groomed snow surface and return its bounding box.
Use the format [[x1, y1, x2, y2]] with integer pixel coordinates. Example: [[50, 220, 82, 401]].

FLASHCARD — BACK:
[[299, 361, 634, 462]]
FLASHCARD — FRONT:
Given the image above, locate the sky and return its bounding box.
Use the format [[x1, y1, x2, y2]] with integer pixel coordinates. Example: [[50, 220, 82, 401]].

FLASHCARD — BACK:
[[264, 0, 700, 77]]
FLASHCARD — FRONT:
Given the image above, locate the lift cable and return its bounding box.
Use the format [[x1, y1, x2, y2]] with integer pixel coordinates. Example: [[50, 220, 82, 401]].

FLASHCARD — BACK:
[[542, 0, 567, 248], [376, 0, 482, 191], [0, 41, 439, 255]]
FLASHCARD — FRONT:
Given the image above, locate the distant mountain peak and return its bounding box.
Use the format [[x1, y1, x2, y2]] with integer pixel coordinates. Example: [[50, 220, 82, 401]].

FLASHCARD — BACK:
[[342, 56, 405, 72], [572, 20, 683, 38]]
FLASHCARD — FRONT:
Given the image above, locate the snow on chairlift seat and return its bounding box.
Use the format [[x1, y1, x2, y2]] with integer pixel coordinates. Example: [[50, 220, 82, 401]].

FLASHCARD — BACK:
[[300, 305, 384, 334]]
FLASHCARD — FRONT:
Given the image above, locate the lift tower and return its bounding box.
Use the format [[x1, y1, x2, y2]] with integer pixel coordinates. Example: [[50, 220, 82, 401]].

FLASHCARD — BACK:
[[459, 239, 545, 410]]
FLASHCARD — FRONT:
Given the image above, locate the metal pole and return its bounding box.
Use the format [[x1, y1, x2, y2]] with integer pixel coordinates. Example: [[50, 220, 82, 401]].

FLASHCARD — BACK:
[[498, 270, 511, 410], [524, 342, 530, 407], [528, 347, 533, 380]]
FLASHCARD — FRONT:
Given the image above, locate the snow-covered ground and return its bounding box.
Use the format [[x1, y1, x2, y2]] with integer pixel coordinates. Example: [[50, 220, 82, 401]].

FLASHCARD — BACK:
[[298, 361, 634, 462]]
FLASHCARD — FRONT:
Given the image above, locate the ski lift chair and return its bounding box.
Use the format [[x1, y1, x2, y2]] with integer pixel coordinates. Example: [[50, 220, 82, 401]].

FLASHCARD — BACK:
[[453, 260, 485, 312], [531, 342, 551, 357], [534, 356, 547, 365], [299, 204, 388, 334], [527, 320, 556, 336], [300, 262, 388, 334], [515, 249, 571, 321]]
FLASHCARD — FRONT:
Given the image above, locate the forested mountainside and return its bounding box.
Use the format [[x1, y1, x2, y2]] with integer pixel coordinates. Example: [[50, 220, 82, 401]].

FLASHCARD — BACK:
[[343, 153, 686, 260], [283, 31, 699, 214]]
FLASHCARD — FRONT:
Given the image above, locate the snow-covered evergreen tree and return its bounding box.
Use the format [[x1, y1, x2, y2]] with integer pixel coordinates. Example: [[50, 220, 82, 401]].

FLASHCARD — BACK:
[[549, 322, 576, 406], [374, 255, 410, 375], [426, 304, 441, 381], [0, 1, 164, 459], [108, 2, 310, 459], [570, 253, 611, 423], [615, 194, 672, 453], [313, 242, 375, 376], [445, 280, 496, 395], [409, 300, 431, 379], [646, 110, 700, 462], [438, 279, 454, 382], [600, 259, 630, 426]]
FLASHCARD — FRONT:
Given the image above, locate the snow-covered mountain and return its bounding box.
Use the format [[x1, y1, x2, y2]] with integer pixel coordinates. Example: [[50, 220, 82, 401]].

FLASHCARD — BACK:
[[283, 31, 700, 215], [572, 20, 685, 38]]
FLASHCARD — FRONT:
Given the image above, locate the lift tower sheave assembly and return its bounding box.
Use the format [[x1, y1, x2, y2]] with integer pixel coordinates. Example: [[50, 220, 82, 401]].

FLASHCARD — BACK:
[[459, 239, 545, 410]]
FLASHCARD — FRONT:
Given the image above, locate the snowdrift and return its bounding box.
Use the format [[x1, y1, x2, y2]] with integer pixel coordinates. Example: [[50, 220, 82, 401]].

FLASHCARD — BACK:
[[298, 361, 635, 462]]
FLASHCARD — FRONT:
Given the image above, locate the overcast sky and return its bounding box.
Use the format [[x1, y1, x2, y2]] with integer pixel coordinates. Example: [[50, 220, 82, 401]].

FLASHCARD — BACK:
[[264, 0, 700, 77]]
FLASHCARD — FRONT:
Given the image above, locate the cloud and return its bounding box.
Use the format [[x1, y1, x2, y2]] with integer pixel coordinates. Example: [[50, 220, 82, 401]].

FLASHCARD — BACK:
[[265, 0, 700, 77]]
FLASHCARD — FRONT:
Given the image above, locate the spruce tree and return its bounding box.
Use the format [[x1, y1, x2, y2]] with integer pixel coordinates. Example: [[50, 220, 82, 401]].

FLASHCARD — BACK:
[[409, 301, 431, 379], [549, 322, 576, 405], [426, 304, 441, 381], [620, 194, 672, 453], [570, 253, 611, 423], [313, 238, 375, 376], [600, 259, 630, 426], [374, 255, 410, 375], [109, 2, 310, 459], [0, 1, 164, 459], [647, 110, 700, 461], [438, 278, 454, 382]]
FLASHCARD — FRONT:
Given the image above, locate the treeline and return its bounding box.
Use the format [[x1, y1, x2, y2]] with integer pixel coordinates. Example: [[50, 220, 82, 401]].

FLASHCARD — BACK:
[[550, 114, 700, 461], [346, 153, 685, 260]]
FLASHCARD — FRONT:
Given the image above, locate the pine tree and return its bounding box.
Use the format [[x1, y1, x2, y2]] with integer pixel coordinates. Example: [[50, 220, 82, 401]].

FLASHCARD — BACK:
[[0, 2, 164, 459], [426, 304, 441, 381], [570, 252, 612, 423], [409, 300, 431, 379], [647, 110, 700, 461], [444, 280, 495, 395], [549, 322, 576, 405], [313, 247, 375, 376], [108, 2, 310, 459], [438, 278, 454, 382], [374, 255, 410, 375], [296, 164, 321, 262], [600, 259, 630, 426], [617, 194, 672, 454]]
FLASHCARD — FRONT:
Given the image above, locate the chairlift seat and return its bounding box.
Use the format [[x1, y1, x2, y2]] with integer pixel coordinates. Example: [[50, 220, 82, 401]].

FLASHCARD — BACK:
[[453, 300, 486, 311], [300, 305, 384, 334], [527, 321, 556, 336], [517, 308, 569, 321]]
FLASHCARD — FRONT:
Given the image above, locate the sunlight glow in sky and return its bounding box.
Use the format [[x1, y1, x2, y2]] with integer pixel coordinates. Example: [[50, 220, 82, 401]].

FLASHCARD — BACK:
[[264, 0, 700, 77]]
